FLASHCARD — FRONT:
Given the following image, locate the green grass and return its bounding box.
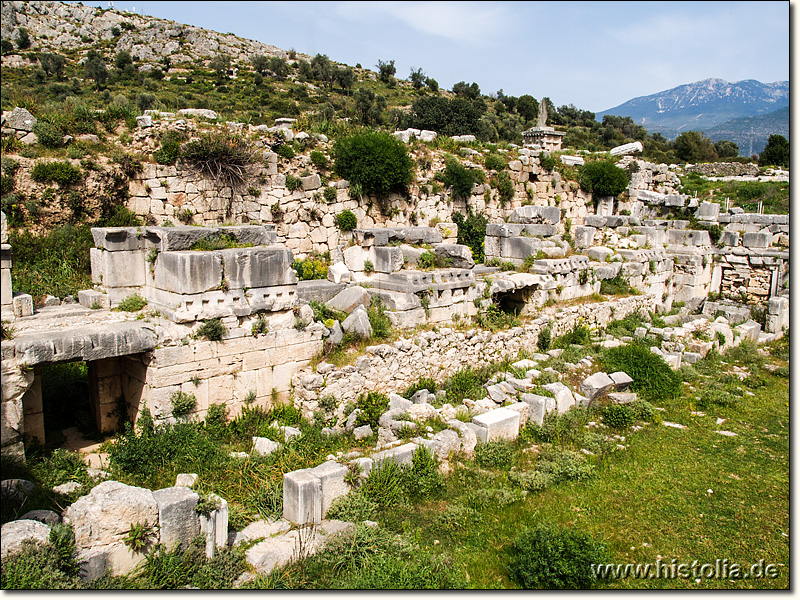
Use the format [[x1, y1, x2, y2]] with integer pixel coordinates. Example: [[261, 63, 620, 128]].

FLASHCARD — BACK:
[[679, 174, 789, 214]]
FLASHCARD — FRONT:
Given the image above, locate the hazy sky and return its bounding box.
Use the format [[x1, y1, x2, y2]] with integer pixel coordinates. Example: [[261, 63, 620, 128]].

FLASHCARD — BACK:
[[74, 1, 790, 112]]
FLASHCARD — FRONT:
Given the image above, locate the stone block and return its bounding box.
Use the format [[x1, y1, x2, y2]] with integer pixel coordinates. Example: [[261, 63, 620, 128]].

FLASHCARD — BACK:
[[1, 519, 51, 559], [510, 205, 561, 225], [64, 481, 158, 548], [667, 229, 711, 246], [719, 231, 740, 246], [152, 486, 199, 550], [741, 232, 771, 248], [310, 460, 349, 517], [446, 420, 477, 456], [542, 382, 575, 414], [153, 251, 223, 294], [695, 201, 720, 221], [574, 226, 595, 248], [342, 245, 369, 271], [252, 437, 280, 457], [370, 442, 417, 468], [12, 292, 33, 318], [471, 407, 520, 443], [219, 247, 297, 289], [520, 394, 557, 426], [78, 289, 110, 310], [342, 305, 372, 338], [301, 174, 321, 191], [579, 372, 615, 401], [353, 424, 373, 440], [175, 473, 198, 488], [282, 469, 322, 525], [434, 244, 475, 269], [198, 494, 228, 558], [506, 401, 530, 425], [608, 392, 637, 404], [587, 246, 613, 262], [609, 371, 634, 389], [327, 262, 351, 284], [735, 320, 761, 343], [371, 246, 404, 273], [91, 228, 143, 252]]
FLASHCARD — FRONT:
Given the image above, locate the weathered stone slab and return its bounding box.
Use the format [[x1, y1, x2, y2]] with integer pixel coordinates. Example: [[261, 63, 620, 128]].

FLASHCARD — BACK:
[[510, 205, 561, 225], [310, 460, 349, 517], [520, 394, 557, 426], [370, 442, 417, 468], [153, 251, 223, 294], [471, 408, 520, 443], [1, 519, 50, 558], [252, 437, 280, 457], [282, 469, 321, 525], [219, 247, 297, 289], [579, 372, 615, 401], [542, 382, 575, 414], [434, 244, 475, 269], [152, 486, 199, 550]]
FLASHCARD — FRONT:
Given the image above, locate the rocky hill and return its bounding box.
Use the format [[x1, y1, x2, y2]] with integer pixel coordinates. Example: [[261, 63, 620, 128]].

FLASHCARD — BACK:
[[703, 106, 789, 156], [1, 0, 291, 65], [596, 78, 789, 141]]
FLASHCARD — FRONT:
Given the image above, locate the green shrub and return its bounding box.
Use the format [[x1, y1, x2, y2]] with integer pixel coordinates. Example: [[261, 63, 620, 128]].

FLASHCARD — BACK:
[[170, 391, 197, 418], [293, 257, 328, 280], [275, 144, 295, 160], [333, 131, 413, 198], [466, 487, 525, 510], [537, 449, 594, 483], [153, 130, 187, 165], [509, 470, 553, 492], [484, 153, 506, 171], [580, 160, 628, 198], [696, 388, 739, 409], [355, 391, 389, 429], [285, 173, 302, 192], [537, 326, 552, 352], [440, 157, 479, 200], [195, 318, 227, 341], [367, 298, 391, 339], [600, 274, 636, 296], [474, 440, 513, 469], [403, 445, 443, 498], [603, 344, 681, 402], [0, 540, 82, 589], [181, 132, 256, 189], [31, 161, 82, 186], [601, 404, 634, 430], [492, 171, 515, 204], [310, 150, 328, 170], [115, 293, 148, 312], [139, 538, 246, 589], [337, 209, 357, 231], [452, 209, 488, 263], [538, 151, 557, 171], [629, 398, 658, 423], [323, 186, 338, 203], [509, 523, 609, 589], [33, 121, 65, 148], [553, 324, 592, 349], [326, 491, 379, 522], [403, 377, 437, 400], [103, 205, 142, 227], [416, 250, 436, 270], [443, 365, 490, 404], [360, 459, 405, 510]]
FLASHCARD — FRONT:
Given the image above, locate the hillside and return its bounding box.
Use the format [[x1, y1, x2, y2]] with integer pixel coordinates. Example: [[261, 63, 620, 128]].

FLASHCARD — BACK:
[[596, 78, 789, 140], [703, 106, 789, 156]]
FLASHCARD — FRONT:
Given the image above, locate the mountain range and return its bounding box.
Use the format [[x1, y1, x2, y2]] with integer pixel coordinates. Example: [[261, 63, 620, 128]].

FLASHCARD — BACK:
[[596, 78, 789, 154]]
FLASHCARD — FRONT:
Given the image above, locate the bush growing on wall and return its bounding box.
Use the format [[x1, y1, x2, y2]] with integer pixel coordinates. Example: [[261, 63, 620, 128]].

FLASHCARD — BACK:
[[337, 209, 357, 231], [579, 160, 628, 197], [453, 210, 488, 263], [333, 132, 413, 199]]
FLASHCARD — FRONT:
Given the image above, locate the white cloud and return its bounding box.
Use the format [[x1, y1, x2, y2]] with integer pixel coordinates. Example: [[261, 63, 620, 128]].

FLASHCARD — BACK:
[[333, 1, 513, 43]]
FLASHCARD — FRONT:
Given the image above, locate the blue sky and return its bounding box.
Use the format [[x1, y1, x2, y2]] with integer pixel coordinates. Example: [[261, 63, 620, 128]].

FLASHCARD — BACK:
[[74, 1, 789, 112]]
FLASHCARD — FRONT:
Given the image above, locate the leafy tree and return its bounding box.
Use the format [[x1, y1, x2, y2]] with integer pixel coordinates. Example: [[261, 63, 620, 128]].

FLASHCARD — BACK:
[[333, 131, 413, 198], [673, 131, 718, 163], [83, 50, 107, 89], [453, 210, 488, 263], [353, 88, 386, 125], [336, 66, 355, 92], [268, 56, 288, 80], [311, 53, 336, 89], [209, 53, 232, 80], [251, 54, 269, 75], [425, 77, 439, 92], [517, 94, 539, 123], [115, 50, 133, 71], [579, 160, 628, 197], [409, 96, 486, 137], [38, 53, 67, 79], [452, 81, 481, 100], [759, 134, 789, 168], [441, 158, 479, 200], [714, 139, 739, 159], [16, 28, 31, 50], [297, 59, 313, 81], [409, 67, 425, 90], [377, 59, 396, 84]]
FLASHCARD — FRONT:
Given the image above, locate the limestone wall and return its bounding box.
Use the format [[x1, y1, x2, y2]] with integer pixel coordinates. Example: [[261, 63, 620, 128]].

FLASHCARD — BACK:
[[292, 294, 655, 422]]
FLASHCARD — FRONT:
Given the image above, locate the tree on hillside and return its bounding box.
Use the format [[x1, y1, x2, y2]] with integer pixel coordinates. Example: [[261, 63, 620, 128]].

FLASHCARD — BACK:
[[354, 88, 386, 125], [209, 53, 232, 80], [409, 67, 425, 90], [673, 131, 718, 163], [16, 28, 31, 50], [39, 53, 67, 79], [714, 139, 739, 159], [336, 66, 356, 93], [84, 50, 108, 89], [517, 95, 539, 123], [452, 81, 481, 100], [377, 59, 396, 84], [759, 135, 789, 168], [409, 96, 486, 137], [268, 56, 288, 80], [311, 54, 336, 89], [251, 54, 269, 75]]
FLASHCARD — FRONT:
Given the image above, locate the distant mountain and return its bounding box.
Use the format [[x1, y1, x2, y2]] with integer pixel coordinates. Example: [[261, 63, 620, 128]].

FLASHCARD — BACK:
[[596, 78, 789, 140], [703, 106, 789, 156]]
